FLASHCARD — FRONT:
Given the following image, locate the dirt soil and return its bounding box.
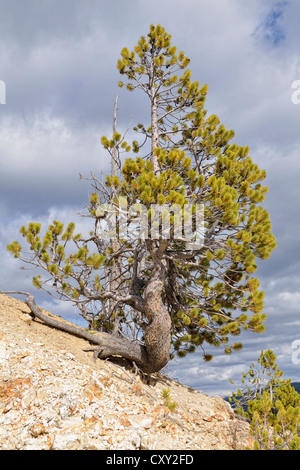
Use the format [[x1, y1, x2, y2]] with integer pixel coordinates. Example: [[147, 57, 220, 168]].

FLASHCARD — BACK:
[[0, 293, 253, 450]]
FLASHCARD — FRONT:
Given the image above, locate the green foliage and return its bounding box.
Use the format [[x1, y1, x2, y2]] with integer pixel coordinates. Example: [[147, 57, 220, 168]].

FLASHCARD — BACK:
[[7, 24, 276, 365], [7, 240, 22, 258], [230, 350, 300, 450], [161, 388, 178, 412]]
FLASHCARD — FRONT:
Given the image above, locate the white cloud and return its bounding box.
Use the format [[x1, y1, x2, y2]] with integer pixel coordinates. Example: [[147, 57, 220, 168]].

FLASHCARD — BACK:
[[0, 112, 113, 219], [0, 205, 92, 290], [277, 292, 300, 311], [0, 113, 109, 185]]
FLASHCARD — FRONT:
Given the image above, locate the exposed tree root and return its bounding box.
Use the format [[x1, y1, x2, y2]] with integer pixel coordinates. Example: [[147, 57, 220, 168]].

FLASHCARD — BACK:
[[0, 291, 150, 371]]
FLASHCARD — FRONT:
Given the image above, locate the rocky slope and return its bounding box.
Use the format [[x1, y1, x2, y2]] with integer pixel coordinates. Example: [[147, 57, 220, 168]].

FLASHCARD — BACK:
[[0, 293, 252, 450]]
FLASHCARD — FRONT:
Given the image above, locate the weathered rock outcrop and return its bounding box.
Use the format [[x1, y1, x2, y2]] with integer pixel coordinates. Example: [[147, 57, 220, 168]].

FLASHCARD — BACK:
[[0, 294, 252, 450]]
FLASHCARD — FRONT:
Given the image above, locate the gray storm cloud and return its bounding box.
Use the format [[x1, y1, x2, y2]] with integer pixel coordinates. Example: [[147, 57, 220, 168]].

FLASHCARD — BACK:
[[0, 0, 299, 394]]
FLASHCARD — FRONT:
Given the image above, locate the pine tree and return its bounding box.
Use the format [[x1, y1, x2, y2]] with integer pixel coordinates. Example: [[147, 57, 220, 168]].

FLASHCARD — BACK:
[[5, 25, 276, 374], [230, 350, 300, 450]]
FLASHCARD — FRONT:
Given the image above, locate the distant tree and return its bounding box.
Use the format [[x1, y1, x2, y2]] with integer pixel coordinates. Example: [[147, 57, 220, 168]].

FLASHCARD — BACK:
[[5, 24, 276, 374], [230, 350, 300, 450]]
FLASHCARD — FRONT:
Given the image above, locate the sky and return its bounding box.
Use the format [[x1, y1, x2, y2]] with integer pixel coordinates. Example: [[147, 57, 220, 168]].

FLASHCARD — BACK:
[[0, 0, 299, 396]]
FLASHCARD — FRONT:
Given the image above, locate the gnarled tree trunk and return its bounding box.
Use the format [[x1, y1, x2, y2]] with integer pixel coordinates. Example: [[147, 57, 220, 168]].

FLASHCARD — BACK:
[[1, 253, 172, 373], [95, 248, 171, 373], [143, 250, 171, 373]]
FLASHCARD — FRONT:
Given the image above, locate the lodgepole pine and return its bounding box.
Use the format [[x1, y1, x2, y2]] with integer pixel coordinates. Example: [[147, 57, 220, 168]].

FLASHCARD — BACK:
[[6, 25, 276, 373]]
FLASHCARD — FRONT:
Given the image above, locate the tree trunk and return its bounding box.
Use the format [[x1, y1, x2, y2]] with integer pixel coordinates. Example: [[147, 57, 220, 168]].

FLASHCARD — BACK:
[[143, 255, 172, 372], [150, 62, 160, 175], [107, 96, 122, 320], [97, 248, 171, 373], [98, 252, 172, 374]]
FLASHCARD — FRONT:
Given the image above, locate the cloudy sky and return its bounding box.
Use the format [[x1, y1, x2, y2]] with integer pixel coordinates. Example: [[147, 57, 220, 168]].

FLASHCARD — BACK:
[[0, 0, 299, 395]]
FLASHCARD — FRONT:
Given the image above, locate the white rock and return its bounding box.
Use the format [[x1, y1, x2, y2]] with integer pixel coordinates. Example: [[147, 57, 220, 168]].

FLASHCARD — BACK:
[[0, 344, 9, 364], [51, 432, 81, 450]]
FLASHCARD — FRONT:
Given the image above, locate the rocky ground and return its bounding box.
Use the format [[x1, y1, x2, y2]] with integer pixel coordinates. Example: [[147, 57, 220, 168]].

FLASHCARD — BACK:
[[0, 293, 253, 450]]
